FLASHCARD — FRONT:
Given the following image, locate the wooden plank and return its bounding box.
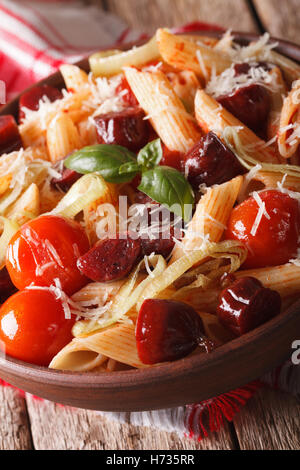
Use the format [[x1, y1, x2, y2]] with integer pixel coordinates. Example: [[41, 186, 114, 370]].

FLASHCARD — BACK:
[[253, 0, 300, 44], [233, 388, 300, 450], [101, 0, 258, 35], [0, 387, 33, 450], [26, 395, 236, 450]]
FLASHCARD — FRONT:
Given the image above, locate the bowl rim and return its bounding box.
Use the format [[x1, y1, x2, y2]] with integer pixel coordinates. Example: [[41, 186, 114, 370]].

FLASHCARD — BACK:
[[1, 28, 300, 410]]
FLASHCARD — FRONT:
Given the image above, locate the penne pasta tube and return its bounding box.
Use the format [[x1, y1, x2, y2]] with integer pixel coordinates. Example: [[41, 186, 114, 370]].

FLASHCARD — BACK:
[[198, 312, 235, 345], [156, 29, 231, 82], [181, 35, 219, 47], [59, 64, 89, 92], [167, 70, 201, 113], [236, 263, 300, 298], [267, 66, 287, 142], [0, 175, 12, 197], [47, 113, 82, 163], [195, 89, 281, 164], [83, 182, 120, 245], [278, 80, 300, 159], [50, 323, 146, 370], [181, 263, 300, 315], [170, 176, 243, 263], [20, 88, 92, 151], [49, 339, 107, 372], [124, 66, 201, 153], [72, 280, 124, 303], [269, 50, 300, 85], [252, 171, 300, 192], [77, 118, 98, 147]]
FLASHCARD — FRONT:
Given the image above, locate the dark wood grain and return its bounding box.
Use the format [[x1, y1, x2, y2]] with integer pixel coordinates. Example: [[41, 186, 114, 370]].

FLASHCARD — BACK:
[[233, 389, 300, 450], [0, 387, 32, 450], [254, 0, 300, 45], [103, 0, 258, 34], [25, 395, 236, 450]]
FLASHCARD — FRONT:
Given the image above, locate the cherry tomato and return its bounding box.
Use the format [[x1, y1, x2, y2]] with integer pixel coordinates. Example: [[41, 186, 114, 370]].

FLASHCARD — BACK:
[[6, 215, 90, 295], [226, 190, 300, 268], [0, 289, 75, 366]]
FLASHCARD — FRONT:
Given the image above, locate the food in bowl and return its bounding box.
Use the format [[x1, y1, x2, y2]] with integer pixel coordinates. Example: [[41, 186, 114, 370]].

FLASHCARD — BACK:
[[0, 28, 300, 373]]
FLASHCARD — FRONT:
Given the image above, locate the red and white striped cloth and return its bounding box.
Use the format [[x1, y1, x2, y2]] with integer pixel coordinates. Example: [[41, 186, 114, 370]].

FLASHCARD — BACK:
[[0, 0, 299, 442], [0, 0, 141, 100]]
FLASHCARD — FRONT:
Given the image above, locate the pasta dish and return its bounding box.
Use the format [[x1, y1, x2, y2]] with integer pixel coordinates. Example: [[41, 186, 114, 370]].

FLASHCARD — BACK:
[[0, 29, 300, 373]]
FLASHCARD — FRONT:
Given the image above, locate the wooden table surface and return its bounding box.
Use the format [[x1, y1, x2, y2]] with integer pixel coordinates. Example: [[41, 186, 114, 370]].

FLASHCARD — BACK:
[[1, 0, 300, 451]]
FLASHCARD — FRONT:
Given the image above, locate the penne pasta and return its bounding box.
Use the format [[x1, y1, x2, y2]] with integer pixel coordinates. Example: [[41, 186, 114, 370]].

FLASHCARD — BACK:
[[0, 174, 12, 197], [83, 182, 120, 244], [156, 29, 231, 82], [46, 113, 82, 163], [278, 80, 300, 159], [170, 176, 243, 263], [269, 50, 300, 85], [236, 263, 300, 298], [181, 263, 300, 315], [124, 66, 201, 153], [50, 323, 146, 370], [49, 339, 107, 372], [252, 171, 300, 192], [3, 27, 300, 377], [198, 312, 235, 345], [72, 280, 125, 306], [59, 64, 89, 92], [195, 89, 281, 164], [166, 70, 201, 113], [267, 66, 287, 142], [77, 118, 98, 147]]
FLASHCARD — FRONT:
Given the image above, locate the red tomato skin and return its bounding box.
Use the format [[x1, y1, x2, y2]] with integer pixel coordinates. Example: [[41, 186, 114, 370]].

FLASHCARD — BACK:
[[6, 215, 90, 295], [0, 289, 75, 366], [226, 190, 300, 269]]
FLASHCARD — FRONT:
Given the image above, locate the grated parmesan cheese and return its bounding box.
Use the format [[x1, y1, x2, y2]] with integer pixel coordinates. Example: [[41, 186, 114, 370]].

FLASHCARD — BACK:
[[206, 62, 280, 99], [250, 191, 271, 236]]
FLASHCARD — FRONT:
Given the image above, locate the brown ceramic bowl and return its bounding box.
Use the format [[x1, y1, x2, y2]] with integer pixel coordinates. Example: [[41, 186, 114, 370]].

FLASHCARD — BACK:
[[0, 30, 300, 412]]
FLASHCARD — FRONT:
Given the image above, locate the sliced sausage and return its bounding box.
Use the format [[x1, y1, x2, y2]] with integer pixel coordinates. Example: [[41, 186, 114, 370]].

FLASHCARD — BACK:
[[0, 115, 22, 156], [77, 233, 141, 282], [94, 107, 149, 151], [19, 85, 63, 123]]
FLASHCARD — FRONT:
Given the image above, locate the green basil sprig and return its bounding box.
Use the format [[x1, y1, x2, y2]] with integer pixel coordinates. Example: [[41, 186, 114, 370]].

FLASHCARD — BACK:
[[64, 145, 138, 183], [65, 139, 194, 221], [137, 139, 163, 170], [138, 166, 194, 221]]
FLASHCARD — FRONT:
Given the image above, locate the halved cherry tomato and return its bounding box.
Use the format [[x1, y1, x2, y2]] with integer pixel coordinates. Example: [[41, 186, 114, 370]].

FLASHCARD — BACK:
[[0, 289, 75, 366], [226, 190, 300, 269], [6, 215, 90, 295]]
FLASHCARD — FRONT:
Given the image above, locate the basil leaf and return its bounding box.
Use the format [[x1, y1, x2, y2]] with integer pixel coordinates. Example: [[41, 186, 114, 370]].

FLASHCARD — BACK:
[[137, 139, 163, 170], [138, 166, 194, 222], [119, 161, 139, 175], [65, 145, 138, 183]]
